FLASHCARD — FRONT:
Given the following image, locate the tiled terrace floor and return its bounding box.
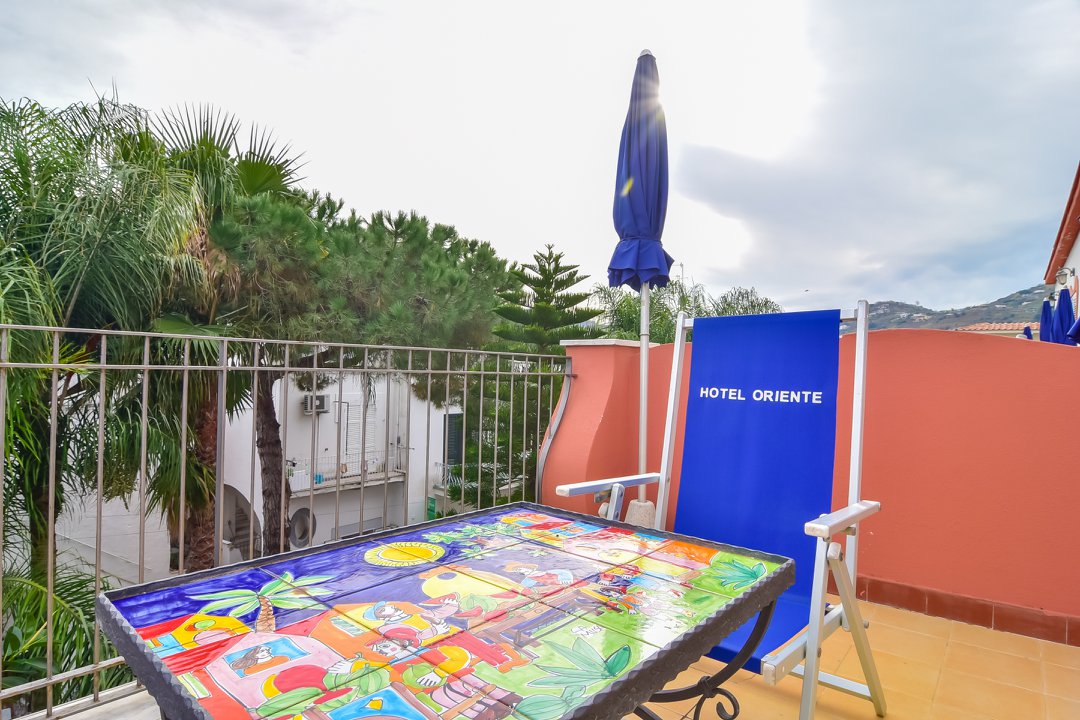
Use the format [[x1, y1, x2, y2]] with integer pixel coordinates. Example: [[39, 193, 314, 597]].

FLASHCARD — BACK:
[[77, 600, 1080, 720]]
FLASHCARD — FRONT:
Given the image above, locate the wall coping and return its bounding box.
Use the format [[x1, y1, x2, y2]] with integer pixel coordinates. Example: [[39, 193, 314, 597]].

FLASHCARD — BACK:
[[561, 339, 660, 348]]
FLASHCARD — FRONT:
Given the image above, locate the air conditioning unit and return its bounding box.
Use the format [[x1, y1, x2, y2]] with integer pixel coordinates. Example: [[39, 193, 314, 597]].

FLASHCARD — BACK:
[[302, 394, 329, 415]]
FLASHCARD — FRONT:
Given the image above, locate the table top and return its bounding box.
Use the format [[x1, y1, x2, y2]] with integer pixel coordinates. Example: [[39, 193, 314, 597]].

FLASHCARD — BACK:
[[98, 502, 793, 720]]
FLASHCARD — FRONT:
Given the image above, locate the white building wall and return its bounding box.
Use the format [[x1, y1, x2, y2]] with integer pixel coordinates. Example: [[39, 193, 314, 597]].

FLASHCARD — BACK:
[[57, 372, 454, 579]]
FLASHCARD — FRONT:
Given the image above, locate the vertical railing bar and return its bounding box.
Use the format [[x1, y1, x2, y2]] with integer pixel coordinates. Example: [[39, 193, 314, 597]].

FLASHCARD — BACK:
[[460, 352, 468, 512], [425, 350, 433, 521], [45, 331, 60, 715], [442, 351, 450, 517], [402, 350, 412, 526], [535, 359, 543, 504], [383, 350, 391, 530], [333, 347, 344, 541], [508, 361, 515, 504], [359, 348, 369, 535], [0, 329, 8, 694], [476, 354, 484, 510], [214, 339, 228, 567], [178, 340, 190, 574], [92, 335, 107, 700], [248, 344, 260, 559], [492, 355, 501, 512], [521, 356, 529, 503], [138, 335, 150, 582], [307, 345, 318, 546], [279, 345, 291, 552]]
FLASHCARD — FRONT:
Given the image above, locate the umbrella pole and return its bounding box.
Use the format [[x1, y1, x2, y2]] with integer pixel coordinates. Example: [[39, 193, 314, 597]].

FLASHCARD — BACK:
[[638, 282, 649, 501]]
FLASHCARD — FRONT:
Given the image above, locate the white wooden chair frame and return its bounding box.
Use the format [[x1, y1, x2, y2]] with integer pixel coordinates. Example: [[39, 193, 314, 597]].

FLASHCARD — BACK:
[[556, 301, 886, 720]]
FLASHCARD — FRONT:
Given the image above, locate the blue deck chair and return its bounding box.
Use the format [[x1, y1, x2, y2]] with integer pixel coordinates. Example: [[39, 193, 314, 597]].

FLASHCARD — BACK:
[[556, 303, 886, 720]]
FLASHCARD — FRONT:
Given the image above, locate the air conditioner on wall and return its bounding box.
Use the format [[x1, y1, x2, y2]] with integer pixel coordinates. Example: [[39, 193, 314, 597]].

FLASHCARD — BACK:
[[302, 394, 329, 415]]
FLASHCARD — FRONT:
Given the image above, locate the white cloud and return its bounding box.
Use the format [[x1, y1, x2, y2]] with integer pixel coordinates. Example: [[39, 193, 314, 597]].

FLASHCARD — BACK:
[[3, 0, 1075, 314]]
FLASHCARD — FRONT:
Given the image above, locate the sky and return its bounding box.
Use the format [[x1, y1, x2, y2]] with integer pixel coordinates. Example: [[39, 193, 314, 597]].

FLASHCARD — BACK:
[[3, 0, 1080, 311]]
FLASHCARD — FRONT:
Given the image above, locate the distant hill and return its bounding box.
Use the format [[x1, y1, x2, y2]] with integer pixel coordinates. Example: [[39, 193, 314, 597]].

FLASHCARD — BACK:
[[844, 285, 1051, 333]]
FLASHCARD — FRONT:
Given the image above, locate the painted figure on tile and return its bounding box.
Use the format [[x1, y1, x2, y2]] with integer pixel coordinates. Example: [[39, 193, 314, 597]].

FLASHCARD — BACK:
[[366, 637, 522, 718], [504, 562, 575, 590], [362, 601, 454, 644], [229, 644, 290, 675]]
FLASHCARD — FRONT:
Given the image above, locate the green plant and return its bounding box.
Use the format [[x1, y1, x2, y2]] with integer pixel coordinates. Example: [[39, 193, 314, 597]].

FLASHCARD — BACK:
[[516, 638, 632, 719], [710, 558, 767, 591]]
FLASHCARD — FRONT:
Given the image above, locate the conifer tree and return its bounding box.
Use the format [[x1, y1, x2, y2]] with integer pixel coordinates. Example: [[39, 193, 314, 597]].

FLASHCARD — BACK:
[[493, 245, 602, 354]]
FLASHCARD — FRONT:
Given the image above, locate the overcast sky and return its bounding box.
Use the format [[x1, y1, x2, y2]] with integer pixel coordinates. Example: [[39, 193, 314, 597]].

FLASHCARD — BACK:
[[4, 1, 1079, 311]]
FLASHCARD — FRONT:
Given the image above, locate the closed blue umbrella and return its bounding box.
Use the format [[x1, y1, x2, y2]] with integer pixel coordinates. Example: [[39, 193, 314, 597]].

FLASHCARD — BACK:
[[1023, 326, 1033, 340], [608, 50, 672, 293], [1055, 288, 1077, 345], [607, 50, 673, 507], [1040, 299, 1054, 342]]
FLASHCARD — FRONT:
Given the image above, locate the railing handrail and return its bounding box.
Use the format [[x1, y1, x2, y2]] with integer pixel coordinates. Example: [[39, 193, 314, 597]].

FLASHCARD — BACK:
[[0, 324, 566, 361]]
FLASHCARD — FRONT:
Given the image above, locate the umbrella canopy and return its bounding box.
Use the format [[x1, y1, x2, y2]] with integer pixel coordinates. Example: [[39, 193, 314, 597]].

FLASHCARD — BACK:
[[1040, 300, 1054, 342], [608, 51, 673, 291], [1023, 326, 1033, 340], [1057, 288, 1078, 345]]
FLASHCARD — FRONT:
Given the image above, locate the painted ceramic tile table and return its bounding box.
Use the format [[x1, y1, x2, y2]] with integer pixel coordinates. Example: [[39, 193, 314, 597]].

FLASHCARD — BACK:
[[98, 502, 794, 720]]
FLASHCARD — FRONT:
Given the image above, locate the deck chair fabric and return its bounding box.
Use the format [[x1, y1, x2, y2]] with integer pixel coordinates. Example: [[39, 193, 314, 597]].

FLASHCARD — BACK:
[[675, 310, 841, 672]]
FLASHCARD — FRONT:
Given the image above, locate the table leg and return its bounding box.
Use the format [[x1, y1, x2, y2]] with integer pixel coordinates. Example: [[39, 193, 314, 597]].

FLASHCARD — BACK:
[[642, 601, 776, 720]]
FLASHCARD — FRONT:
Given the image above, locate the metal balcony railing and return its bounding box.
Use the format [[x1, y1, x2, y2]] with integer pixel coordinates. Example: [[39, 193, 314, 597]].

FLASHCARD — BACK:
[[0, 324, 570, 718]]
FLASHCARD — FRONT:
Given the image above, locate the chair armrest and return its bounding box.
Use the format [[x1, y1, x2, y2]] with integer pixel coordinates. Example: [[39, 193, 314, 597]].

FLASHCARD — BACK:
[[804, 500, 881, 538], [554, 473, 660, 497]]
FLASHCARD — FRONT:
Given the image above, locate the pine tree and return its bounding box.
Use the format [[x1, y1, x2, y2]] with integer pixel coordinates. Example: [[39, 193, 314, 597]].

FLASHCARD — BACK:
[[493, 245, 602, 354]]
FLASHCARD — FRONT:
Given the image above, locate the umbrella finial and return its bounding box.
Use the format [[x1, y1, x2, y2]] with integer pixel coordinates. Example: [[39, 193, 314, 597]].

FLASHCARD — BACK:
[[639, 49, 653, 58]]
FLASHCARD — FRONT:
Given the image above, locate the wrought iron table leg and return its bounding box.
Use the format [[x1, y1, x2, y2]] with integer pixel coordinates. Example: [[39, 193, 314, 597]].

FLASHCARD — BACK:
[[642, 601, 777, 720]]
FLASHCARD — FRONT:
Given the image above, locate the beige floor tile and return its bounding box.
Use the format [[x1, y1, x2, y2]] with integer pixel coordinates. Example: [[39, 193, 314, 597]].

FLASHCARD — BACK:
[[942, 641, 1043, 690], [821, 632, 856, 673], [689, 655, 725, 676], [934, 669, 1045, 720], [1043, 640, 1080, 670], [949, 622, 1042, 659], [928, 706, 994, 720], [864, 620, 948, 664], [1045, 694, 1080, 720], [653, 603, 1070, 720], [623, 703, 685, 720], [837, 647, 940, 700], [873, 604, 952, 638], [1044, 662, 1080, 702]]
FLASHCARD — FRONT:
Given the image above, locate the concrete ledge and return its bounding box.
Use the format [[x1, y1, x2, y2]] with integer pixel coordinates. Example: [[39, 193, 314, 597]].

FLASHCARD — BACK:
[[560, 339, 658, 348]]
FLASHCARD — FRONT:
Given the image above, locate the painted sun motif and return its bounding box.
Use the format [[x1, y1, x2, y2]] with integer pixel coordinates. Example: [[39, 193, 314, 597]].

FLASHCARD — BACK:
[[364, 542, 445, 567]]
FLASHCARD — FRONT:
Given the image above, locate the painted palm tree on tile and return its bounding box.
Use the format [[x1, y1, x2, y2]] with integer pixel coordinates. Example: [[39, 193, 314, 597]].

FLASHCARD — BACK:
[[193, 573, 331, 632]]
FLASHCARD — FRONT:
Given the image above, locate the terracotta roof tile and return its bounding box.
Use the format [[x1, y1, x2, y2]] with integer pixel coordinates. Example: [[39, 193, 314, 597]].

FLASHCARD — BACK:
[[955, 322, 1038, 332]]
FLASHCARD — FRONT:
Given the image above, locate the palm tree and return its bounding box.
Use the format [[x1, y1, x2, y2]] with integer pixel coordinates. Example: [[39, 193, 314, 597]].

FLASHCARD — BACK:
[[153, 106, 304, 569], [193, 572, 331, 632], [593, 278, 781, 344], [0, 96, 201, 572]]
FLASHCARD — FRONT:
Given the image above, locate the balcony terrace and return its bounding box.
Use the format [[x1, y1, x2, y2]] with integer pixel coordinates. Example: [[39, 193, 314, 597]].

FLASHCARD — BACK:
[[2, 324, 1078, 720]]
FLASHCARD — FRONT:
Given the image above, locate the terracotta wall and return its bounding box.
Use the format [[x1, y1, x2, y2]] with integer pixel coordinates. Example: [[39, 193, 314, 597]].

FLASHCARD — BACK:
[[541, 330, 1080, 622]]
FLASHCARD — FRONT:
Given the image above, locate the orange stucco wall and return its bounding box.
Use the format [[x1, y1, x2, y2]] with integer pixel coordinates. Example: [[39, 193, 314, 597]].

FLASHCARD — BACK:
[[541, 330, 1080, 617]]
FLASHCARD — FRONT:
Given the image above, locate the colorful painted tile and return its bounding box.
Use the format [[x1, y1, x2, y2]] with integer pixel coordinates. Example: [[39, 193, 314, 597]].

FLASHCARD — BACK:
[[113, 567, 330, 635], [459, 508, 600, 545], [385, 521, 527, 564], [442, 543, 617, 602], [155, 620, 402, 720], [535, 566, 734, 649], [306, 626, 525, 719], [532, 525, 668, 564], [263, 540, 452, 596], [637, 540, 783, 598], [459, 606, 662, 720]]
